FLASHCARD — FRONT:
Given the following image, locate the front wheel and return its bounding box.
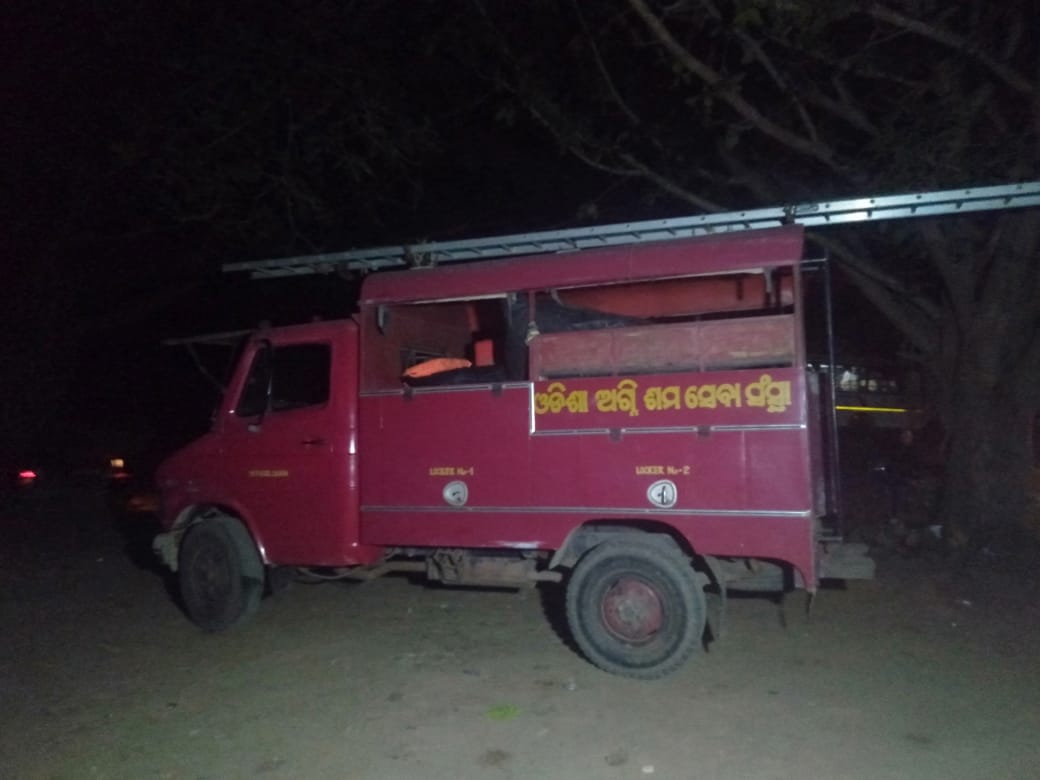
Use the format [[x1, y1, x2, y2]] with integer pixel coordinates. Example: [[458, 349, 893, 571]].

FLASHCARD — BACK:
[[178, 514, 264, 632], [565, 539, 705, 679]]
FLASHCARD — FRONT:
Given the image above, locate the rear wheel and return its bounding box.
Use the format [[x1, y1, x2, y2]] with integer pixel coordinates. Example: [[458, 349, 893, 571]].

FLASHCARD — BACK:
[[179, 514, 263, 631], [565, 539, 705, 679]]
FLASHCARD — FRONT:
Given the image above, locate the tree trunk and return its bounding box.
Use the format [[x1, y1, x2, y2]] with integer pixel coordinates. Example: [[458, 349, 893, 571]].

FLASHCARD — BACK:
[[932, 214, 1040, 561], [938, 371, 1035, 560]]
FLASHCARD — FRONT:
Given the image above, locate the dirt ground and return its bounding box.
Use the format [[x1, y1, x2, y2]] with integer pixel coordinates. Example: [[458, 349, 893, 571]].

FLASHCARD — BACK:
[[2, 488, 1040, 780]]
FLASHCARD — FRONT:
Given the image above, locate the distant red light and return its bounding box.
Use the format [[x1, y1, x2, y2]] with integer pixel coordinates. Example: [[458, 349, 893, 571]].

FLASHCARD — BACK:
[[18, 469, 37, 481]]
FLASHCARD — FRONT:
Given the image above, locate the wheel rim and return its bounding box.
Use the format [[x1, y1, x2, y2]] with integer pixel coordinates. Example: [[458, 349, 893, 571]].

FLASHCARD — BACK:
[[600, 576, 664, 644], [191, 540, 233, 612]]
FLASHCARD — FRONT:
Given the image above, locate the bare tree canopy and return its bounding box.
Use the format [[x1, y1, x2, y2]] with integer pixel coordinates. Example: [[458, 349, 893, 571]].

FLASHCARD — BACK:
[[465, 0, 1040, 553], [471, 0, 1036, 195]]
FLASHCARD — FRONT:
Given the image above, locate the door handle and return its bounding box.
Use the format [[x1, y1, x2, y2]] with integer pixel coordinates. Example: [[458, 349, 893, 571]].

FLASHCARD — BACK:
[[301, 437, 327, 446]]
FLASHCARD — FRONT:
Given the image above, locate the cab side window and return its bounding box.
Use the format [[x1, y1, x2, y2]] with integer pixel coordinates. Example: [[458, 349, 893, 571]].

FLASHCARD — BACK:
[[237, 343, 331, 417]]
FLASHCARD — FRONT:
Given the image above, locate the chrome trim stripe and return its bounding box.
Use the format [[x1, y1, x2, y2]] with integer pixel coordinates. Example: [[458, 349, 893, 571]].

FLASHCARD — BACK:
[[360, 382, 530, 399], [361, 504, 811, 518], [530, 423, 806, 437]]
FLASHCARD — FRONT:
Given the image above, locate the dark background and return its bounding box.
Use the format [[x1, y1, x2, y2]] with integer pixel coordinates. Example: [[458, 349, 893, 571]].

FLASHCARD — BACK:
[[0, 2, 921, 474]]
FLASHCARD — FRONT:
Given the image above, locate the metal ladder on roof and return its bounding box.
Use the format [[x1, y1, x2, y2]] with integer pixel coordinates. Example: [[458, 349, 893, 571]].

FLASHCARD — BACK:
[[224, 181, 1040, 279]]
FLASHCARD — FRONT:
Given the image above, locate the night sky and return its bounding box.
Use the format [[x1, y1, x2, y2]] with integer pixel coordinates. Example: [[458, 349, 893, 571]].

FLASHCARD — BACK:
[[0, 2, 963, 465], [1, 4, 600, 460]]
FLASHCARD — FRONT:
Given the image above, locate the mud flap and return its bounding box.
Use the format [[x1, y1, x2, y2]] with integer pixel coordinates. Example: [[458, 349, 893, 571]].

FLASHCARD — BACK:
[[818, 542, 876, 580], [700, 556, 727, 642]]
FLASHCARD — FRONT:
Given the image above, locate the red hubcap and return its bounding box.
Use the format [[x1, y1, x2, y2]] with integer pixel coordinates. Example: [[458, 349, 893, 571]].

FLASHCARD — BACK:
[[601, 577, 663, 643]]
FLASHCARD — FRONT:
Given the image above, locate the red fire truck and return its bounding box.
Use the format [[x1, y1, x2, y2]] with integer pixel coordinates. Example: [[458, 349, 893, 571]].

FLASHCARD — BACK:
[[153, 182, 1040, 677], [154, 223, 880, 679]]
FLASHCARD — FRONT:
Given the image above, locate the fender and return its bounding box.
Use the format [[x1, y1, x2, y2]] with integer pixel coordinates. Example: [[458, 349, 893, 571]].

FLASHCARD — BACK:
[[549, 522, 689, 570]]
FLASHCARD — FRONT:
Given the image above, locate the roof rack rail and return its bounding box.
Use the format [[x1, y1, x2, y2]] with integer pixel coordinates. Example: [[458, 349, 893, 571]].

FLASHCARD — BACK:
[[224, 181, 1040, 279]]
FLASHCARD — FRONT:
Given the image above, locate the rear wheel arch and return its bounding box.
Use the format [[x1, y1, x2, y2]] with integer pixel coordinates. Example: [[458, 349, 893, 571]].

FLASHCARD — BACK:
[[549, 521, 696, 571]]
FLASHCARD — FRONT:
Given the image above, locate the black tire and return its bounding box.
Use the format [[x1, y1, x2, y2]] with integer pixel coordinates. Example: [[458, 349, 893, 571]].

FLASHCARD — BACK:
[[565, 539, 706, 679], [178, 514, 264, 632]]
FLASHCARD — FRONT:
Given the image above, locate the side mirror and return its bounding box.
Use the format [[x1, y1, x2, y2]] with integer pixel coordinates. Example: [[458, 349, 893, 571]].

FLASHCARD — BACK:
[[255, 339, 274, 426], [236, 339, 274, 426], [258, 341, 274, 422]]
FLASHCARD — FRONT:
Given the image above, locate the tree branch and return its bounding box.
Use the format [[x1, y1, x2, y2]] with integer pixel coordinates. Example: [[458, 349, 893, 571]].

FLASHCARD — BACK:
[[617, 152, 725, 211], [864, 2, 1034, 96], [625, 0, 842, 171], [525, 94, 725, 212], [801, 77, 880, 138], [571, 0, 642, 126], [692, 0, 820, 142], [811, 233, 940, 355]]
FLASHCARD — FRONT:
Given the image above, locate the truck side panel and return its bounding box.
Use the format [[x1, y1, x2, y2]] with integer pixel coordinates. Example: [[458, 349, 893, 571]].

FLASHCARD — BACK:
[[359, 367, 816, 583]]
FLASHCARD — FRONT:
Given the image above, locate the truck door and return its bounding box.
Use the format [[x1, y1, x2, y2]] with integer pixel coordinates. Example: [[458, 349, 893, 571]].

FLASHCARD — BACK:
[[221, 327, 358, 565]]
